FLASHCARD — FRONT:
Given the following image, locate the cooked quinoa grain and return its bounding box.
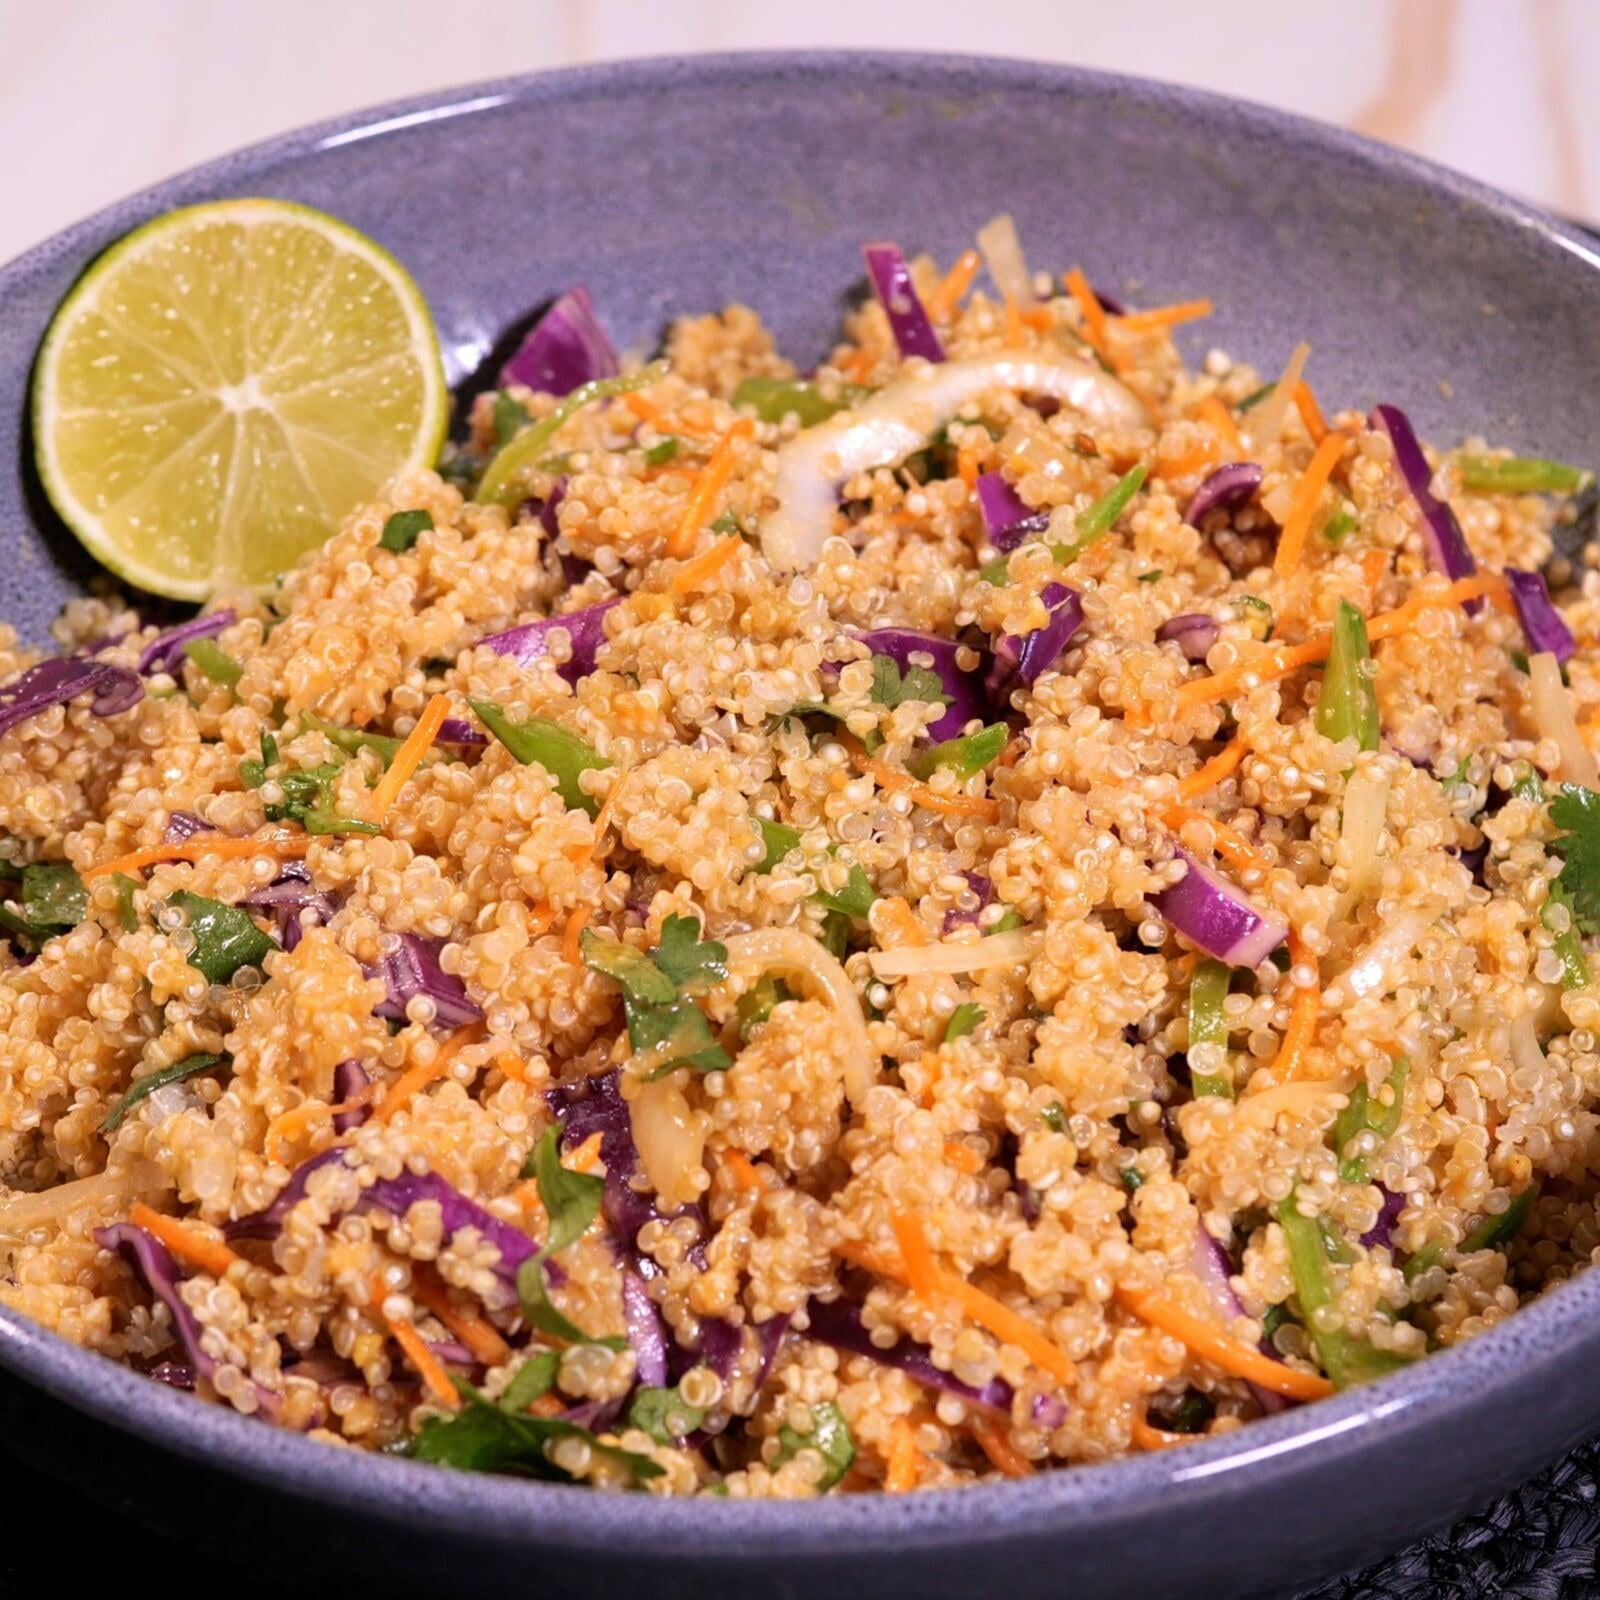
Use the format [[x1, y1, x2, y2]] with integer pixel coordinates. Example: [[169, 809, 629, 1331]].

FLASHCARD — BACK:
[[3, 234, 1600, 1494]]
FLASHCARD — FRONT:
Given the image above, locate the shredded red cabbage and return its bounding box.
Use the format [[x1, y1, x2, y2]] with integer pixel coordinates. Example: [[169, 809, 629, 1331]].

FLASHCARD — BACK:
[[804, 1296, 1014, 1413], [499, 287, 618, 396], [622, 1266, 670, 1388], [366, 932, 483, 1028], [1192, 1225, 1287, 1414], [1505, 568, 1576, 664], [856, 627, 992, 739], [480, 595, 620, 686], [436, 717, 489, 747], [242, 863, 336, 953], [975, 472, 1049, 551], [137, 609, 237, 676], [863, 243, 944, 363], [333, 1059, 370, 1133], [988, 584, 1084, 691], [942, 871, 993, 934], [1185, 462, 1263, 527], [1156, 612, 1220, 663], [163, 810, 214, 844], [1153, 847, 1288, 967], [1370, 404, 1480, 612], [0, 656, 143, 741], [1360, 1184, 1406, 1251]]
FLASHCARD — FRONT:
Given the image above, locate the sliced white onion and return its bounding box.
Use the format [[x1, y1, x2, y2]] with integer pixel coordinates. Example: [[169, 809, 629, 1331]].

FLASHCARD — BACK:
[[1326, 908, 1436, 1006], [868, 928, 1031, 979], [724, 927, 876, 1104], [1243, 341, 1310, 452], [1333, 766, 1393, 920], [629, 1074, 708, 1211], [0, 1159, 168, 1239], [1529, 651, 1599, 790], [976, 213, 1035, 307], [759, 355, 1144, 569], [1508, 1014, 1546, 1079]]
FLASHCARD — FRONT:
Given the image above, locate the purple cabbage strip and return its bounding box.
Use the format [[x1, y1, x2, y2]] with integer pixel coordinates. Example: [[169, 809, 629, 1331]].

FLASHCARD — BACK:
[[163, 811, 214, 844], [332, 1059, 370, 1134], [548, 1070, 668, 1258], [500, 286, 618, 397], [227, 1146, 350, 1240], [149, 1360, 196, 1390], [855, 627, 992, 739], [1370, 404, 1480, 612], [427, 1338, 478, 1367], [1360, 1185, 1407, 1252], [622, 1267, 669, 1388], [988, 584, 1084, 692], [0, 656, 143, 741], [1153, 847, 1288, 968], [941, 871, 993, 935], [1505, 568, 1576, 665], [804, 1296, 1015, 1413], [538, 478, 568, 541], [365, 932, 483, 1029], [480, 595, 621, 687], [1156, 612, 1221, 664], [137, 609, 237, 676], [1091, 285, 1127, 316], [97, 1221, 279, 1420], [437, 717, 489, 747], [863, 242, 944, 363], [1185, 462, 1263, 527], [1191, 1226, 1287, 1415], [242, 863, 336, 954], [1030, 1392, 1068, 1429], [975, 472, 1049, 552]]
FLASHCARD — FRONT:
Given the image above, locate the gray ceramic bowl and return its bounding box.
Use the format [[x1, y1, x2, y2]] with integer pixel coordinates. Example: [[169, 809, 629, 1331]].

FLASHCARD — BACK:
[[2, 51, 1599, 1600]]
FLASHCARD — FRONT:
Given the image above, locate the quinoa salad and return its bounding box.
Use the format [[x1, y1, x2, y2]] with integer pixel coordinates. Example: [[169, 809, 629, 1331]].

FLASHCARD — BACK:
[[3, 214, 1599, 1497]]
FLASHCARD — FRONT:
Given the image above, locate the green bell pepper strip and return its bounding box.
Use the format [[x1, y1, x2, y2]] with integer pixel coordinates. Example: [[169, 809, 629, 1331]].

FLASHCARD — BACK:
[[1315, 600, 1379, 751], [1456, 456, 1592, 496], [1187, 958, 1233, 1099], [1051, 464, 1148, 564], [1331, 1057, 1409, 1182], [469, 699, 610, 816]]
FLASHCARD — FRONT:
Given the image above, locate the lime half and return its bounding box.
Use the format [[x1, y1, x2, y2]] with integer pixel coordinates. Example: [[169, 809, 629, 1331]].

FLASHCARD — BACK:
[[32, 199, 448, 600]]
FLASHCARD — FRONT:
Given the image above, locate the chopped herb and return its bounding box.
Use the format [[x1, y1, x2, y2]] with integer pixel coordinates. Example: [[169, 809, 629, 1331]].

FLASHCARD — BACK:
[[1548, 785, 1600, 934], [1260, 1303, 1288, 1340], [979, 555, 1011, 586], [652, 913, 729, 991], [579, 928, 678, 1005], [183, 638, 243, 691], [470, 699, 611, 817], [263, 762, 381, 837], [814, 862, 877, 921], [710, 511, 742, 536], [1052, 463, 1148, 564], [1119, 1165, 1145, 1192], [737, 974, 793, 1041], [631, 1000, 731, 1077], [944, 1002, 985, 1043], [1235, 382, 1274, 412], [732, 375, 867, 428], [625, 1384, 708, 1445], [869, 654, 950, 715], [102, 1052, 227, 1132], [112, 872, 140, 934], [1541, 885, 1591, 990], [1404, 1188, 1537, 1281], [753, 817, 802, 873], [1160, 1390, 1215, 1435], [1457, 456, 1593, 496], [168, 891, 276, 984], [1277, 1196, 1413, 1388], [907, 722, 1007, 780], [260, 730, 280, 769], [304, 713, 405, 767], [20, 863, 86, 932], [378, 509, 435, 554], [1315, 600, 1379, 752], [1233, 595, 1274, 641], [1137, 570, 1163, 584], [1187, 958, 1233, 1099], [1331, 1058, 1409, 1182], [492, 392, 526, 446], [989, 908, 1025, 935], [1512, 768, 1546, 803], [1041, 1101, 1066, 1132], [410, 1378, 659, 1482], [773, 1401, 855, 1489], [1321, 509, 1357, 546], [1510, 649, 1531, 676], [525, 1125, 604, 1253], [643, 436, 681, 467], [1438, 757, 1473, 790], [498, 1348, 560, 1413]]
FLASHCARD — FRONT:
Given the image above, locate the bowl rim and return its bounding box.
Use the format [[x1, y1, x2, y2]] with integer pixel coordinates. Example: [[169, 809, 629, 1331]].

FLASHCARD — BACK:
[[3, 45, 1599, 1557]]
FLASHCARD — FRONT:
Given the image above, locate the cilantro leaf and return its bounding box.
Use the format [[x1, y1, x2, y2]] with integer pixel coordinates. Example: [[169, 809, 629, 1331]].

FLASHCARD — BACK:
[[580, 927, 677, 1005], [869, 654, 950, 714], [753, 817, 802, 873], [814, 863, 876, 920], [944, 1003, 984, 1043], [652, 914, 728, 992], [525, 1125, 603, 1254], [499, 1348, 560, 1413], [773, 1401, 855, 1489], [168, 892, 276, 984], [263, 762, 380, 837], [22, 863, 86, 930], [630, 998, 731, 1076], [625, 1384, 708, 1445], [737, 974, 792, 1041], [378, 509, 435, 553], [1549, 784, 1600, 933], [102, 1052, 228, 1132]]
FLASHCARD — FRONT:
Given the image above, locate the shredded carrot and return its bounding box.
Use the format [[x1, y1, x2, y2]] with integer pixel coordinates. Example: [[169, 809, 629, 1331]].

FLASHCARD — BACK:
[[566, 771, 630, 867], [843, 737, 1000, 821], [494, 1051, 530, 1085], [1292, 380, 1329, 444], [1360, 546, 1389, 600], [837, 346, 877, 382], [671, 530, 746, 594], [1161, 803, 1273, 878], [1176, 736, 1248, 801], [1116, 1284, 1333, 1400], [889, 1210, 941, 1297], [877, 895, 928, 946], [1062, 269, 1114, 366], [561, 905, 592, 966], [1268, 931, 1321, 1082], [719, 1145, 766, 1194], [943, 1140, 983, 1175], [624, 392, 715, 440], [526, 1392, 566, 1418], [565, 1129, 604, 1174], [1002, 296, 1025, 346], [938, 1274, 1077, 1385], [972, 1417, 1036, 1477], [1196, 394, 1245, 457], [371, 1028, 479, 1124], [665, 418, 754, 559], [917, 1051, 943, 1110], [1175, 573, 1507, 714], [366, 693, 450, 824], [411, 1267, 513, 1367], [512, 1177, 542, 1214], [927, 248, 982, 322], [1115, 297, 1214, 333], [264, 1086, 375, 1165], [84, 831, 311, 882], [885, 1419, 927, 1492], [1155, 439, 1221, 481], [527, 899, 557, 938], [834, 1237, 900, 1278], [1273, 431, 1348, 580], [1131, 1405, 1193, 1452], [1020, 305, 1053, 332], [372, 1273, 460, 1409], [128, 1201, 242, 1278]]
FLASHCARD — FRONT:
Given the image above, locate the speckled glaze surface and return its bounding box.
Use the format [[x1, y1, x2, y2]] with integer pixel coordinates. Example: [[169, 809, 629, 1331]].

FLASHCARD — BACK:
[[1, 51, 1599, 1600]]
